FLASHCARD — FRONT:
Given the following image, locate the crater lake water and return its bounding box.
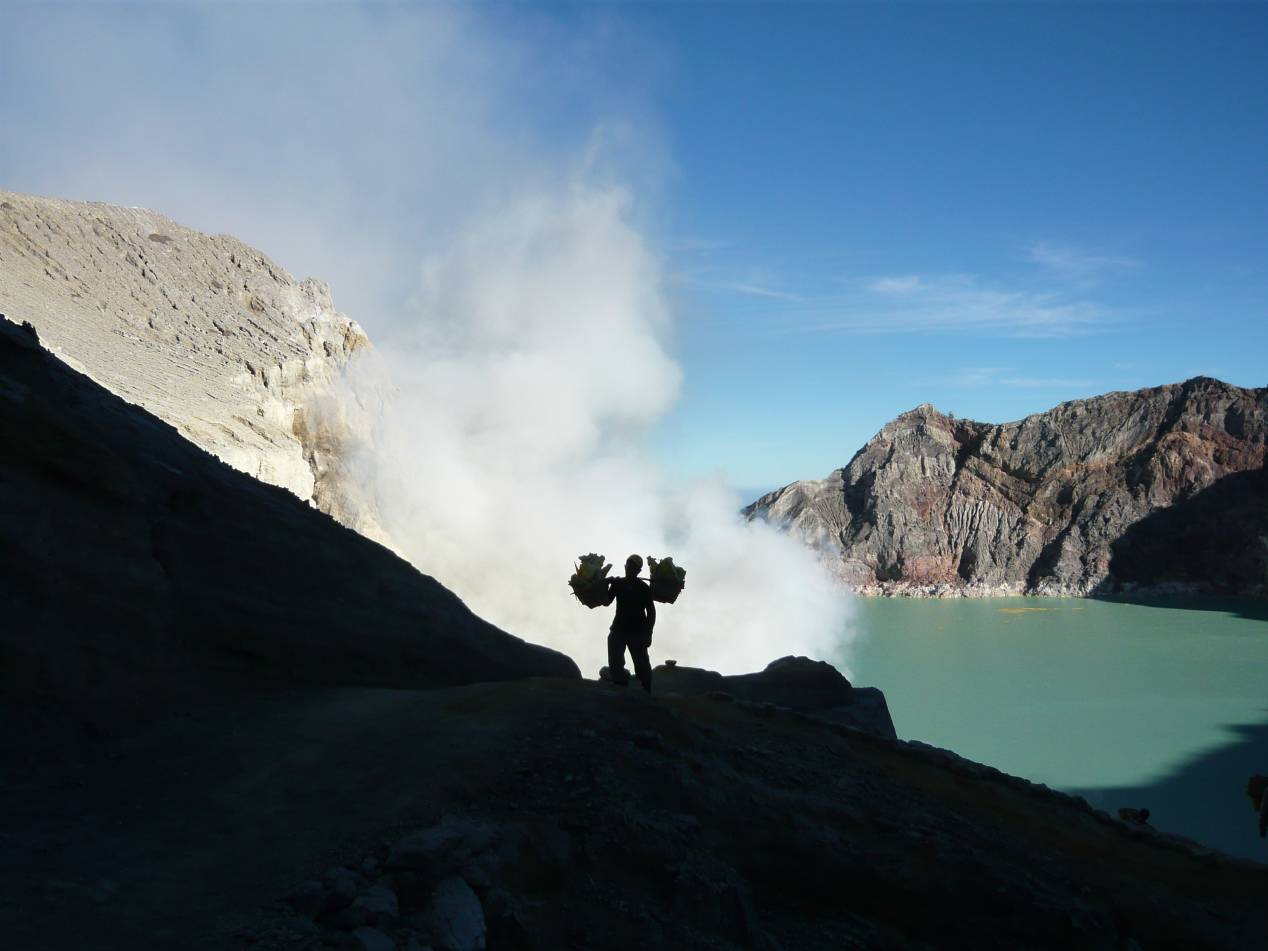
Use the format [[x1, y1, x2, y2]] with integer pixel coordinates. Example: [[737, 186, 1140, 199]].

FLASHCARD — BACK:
[[843, 597, 1268, 862]]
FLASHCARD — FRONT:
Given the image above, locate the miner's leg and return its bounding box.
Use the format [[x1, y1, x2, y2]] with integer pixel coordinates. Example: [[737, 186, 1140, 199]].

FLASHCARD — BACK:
[[606, 630, 631, 685], [629, 639, 652, 693]]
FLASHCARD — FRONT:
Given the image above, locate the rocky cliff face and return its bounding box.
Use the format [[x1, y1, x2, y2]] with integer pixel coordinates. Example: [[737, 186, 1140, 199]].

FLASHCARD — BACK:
[[0, 315, 578, 733], [746, 378, 1268, 596], [0, 190, 384, 539]]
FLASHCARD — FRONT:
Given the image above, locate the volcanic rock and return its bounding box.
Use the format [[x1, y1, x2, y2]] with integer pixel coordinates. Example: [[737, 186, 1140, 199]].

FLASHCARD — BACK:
[[653, 656, 897, 740], [745, 380, 1268, 596], [0, 312, 579, 748], [426, 877, 486, 951], [0, 190, 384, 539], [5, 669, 1267, 950]]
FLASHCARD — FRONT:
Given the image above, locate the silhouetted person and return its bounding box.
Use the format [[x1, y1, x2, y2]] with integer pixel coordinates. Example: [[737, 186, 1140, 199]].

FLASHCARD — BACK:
[[603, 554, 655, 692], [1248, 775, 1268, 838], [1118, 807, 1151, 826]]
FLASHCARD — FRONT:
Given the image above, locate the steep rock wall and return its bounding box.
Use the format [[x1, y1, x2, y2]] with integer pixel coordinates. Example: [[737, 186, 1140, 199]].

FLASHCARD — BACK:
[[0, 315, 578, 724], [0, 190, 383, 538], [746, 379, 1268, 596]]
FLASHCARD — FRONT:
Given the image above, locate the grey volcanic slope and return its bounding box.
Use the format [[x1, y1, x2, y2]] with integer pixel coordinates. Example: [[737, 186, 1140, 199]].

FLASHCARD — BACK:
[[4, 677, 1266, 950], [0, 315, 578, 738], [746, 378, 1268, 595], [0, 190, 382, 538]]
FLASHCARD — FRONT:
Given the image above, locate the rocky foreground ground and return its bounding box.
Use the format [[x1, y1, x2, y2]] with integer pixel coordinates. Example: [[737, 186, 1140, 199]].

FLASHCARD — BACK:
[[4, 671, 1266, 951]]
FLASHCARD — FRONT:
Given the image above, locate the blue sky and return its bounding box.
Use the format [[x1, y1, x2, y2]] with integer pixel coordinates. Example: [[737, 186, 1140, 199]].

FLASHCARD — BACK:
[[2, 2, 1265, 497], [639, 2, 1268, 493]]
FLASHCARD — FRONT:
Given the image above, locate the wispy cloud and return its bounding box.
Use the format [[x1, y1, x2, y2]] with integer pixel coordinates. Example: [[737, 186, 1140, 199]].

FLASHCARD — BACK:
[[675, 263, 804, 302], [708, 280, 803, 301], [715, 238, 1146, 339], [780, 272, 1120, 338], [663, 234, 732, 254], [869, 275, 923, 296], [1026, 241, 1141, 277], [933, 366, 1097, 388]]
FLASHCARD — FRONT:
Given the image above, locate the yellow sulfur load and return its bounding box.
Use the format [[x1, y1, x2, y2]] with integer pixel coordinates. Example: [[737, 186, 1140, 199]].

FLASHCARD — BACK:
[[647, 555, 686, 604], [569, 553, 612, 608]]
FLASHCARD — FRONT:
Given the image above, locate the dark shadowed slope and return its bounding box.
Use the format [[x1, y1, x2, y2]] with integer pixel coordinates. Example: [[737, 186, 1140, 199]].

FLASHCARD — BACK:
[[1076, 716, 1268, 864], [2, 315, 1266, 950], [746, 379, 1268, 597], [0, 315, 578, 739], [2, 678, 1265, 950]]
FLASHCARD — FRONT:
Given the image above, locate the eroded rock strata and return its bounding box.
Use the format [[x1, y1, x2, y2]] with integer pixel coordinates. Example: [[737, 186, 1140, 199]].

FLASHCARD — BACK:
[[0, 190, 384, 538], [746, 378, 1268, 596]]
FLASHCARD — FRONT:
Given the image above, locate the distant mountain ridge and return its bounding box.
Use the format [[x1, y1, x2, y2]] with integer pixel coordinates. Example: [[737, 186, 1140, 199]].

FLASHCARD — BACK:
[[745, 377, 1268, 596]]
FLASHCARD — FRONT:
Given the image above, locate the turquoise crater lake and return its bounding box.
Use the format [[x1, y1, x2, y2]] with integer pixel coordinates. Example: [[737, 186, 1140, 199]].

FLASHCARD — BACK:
[[843, 597, 1268, 862]]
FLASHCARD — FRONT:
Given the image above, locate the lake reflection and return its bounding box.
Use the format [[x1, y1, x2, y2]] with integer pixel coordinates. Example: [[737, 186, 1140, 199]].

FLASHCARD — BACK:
[[845, 596, 1268, 861]]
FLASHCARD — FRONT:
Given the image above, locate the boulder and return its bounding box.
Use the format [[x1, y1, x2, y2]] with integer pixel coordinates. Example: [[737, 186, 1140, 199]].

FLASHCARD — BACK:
[[321, 868, 363, 915], [387, 815, 512, 890], [351, 926, 396, 951], [351, 884, 399, 927], [283, 880, 325, 917], [426, 876, 486, 951], [653, 657, 896, 740]]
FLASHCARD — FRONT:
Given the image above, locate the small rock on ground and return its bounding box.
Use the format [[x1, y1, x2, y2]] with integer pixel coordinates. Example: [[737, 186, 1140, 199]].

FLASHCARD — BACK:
[[351, 925, 396, 951], [427, 876, 486, 951]]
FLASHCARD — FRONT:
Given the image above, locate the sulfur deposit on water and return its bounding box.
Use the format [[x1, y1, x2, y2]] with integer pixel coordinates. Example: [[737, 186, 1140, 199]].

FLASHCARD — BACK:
[[0, 190, 385, 540]]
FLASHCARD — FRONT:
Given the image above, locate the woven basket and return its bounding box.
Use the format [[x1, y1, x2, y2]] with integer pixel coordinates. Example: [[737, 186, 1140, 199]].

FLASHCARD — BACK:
[[650, 577, 684, 604], [571, 579, 610, 609]]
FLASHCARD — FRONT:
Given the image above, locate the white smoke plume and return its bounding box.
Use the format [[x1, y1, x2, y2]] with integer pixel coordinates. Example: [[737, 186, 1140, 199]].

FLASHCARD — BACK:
[[348, 181, 852, 676], [1, 3, 854, 676]]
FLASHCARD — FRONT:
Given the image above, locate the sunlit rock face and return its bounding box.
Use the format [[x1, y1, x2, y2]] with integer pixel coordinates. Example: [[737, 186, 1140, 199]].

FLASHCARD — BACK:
[[747, 380, 1268, 596], [0, 190, 384, 540]]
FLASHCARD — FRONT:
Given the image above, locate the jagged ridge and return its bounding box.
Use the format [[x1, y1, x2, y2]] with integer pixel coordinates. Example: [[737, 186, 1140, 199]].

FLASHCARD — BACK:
[[0, 190, 383, 540], [746, 378, 1268, 596]]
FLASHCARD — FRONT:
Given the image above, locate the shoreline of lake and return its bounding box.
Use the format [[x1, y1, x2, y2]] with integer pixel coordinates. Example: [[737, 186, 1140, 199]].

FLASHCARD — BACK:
[[849, 581, 1268, 601], [845, 596, 1268, 862]]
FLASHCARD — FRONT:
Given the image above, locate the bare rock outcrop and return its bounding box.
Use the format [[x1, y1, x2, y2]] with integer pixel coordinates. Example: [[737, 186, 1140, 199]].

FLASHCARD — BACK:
[[0, 190, 383, 538], [746, 378, 1268, 596], [0, 314, 578, 739], [652, 656, 897, 740]]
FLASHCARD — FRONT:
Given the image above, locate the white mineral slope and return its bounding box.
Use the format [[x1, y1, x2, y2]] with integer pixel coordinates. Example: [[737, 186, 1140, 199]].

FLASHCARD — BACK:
[[0, 190, 385, 540]]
